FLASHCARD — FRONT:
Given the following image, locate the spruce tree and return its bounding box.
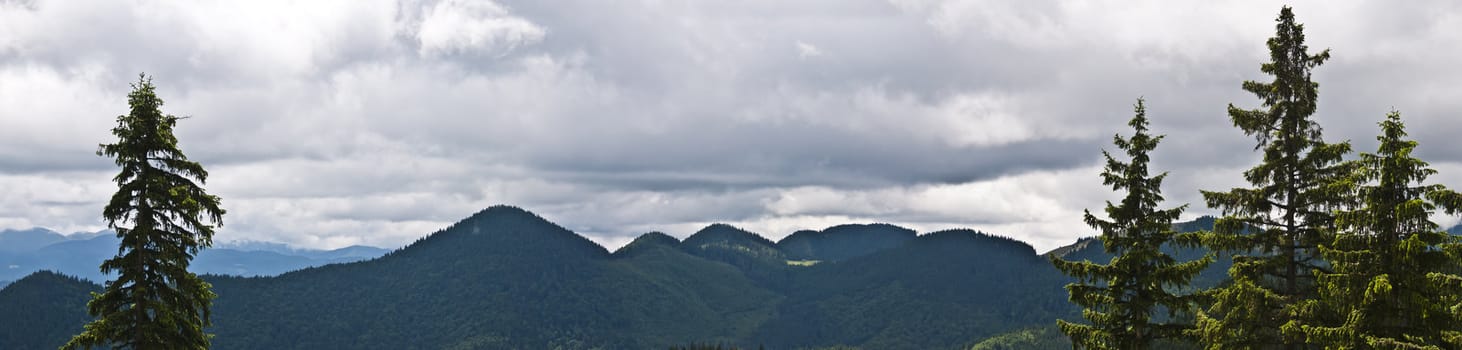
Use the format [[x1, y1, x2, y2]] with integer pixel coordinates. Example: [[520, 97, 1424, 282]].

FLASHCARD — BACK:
[[1190, 6, 1355, 349], [1299, 112, 1462, 348], [1053, 99, 1212, 349], [63, 75, 225, 350]]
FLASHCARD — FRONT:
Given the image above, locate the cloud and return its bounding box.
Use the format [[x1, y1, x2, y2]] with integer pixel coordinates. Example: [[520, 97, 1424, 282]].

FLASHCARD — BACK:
[[796, 41, 823, 59], [414, 0, 546, 57], [2, 0, 1461, 254], [0, 171, 114, 233]]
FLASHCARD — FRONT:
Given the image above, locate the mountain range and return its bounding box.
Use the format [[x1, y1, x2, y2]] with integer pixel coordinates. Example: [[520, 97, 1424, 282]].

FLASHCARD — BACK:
[[0, 227, 388, 284], [6, 206, 1436, 349]]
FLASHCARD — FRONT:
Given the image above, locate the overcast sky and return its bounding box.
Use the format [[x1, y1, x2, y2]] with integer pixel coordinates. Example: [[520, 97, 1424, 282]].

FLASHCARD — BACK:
[[3, 1, 1461, 253]]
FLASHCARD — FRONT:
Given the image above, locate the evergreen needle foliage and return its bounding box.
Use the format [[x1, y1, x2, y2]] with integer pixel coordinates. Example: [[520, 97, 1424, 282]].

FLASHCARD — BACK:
[[64, 75, 225, 350], [1298, 112, 1462, 349], [1053, 99, 1212, 349], [1189, 6, 1355, 349]]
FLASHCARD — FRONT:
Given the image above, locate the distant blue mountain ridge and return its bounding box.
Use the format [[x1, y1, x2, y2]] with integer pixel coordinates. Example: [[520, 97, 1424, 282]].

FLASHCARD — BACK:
[[0, 227, 389, 283]]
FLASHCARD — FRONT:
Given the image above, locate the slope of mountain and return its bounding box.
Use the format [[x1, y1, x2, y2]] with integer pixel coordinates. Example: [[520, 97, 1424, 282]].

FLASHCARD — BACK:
[[1, 205, 1189, 349], [603, 234, 783, 345], [759, 229, 1073, 349], [777, 223, 916, 262], [201, 206, 787, 349], [681, 223, 791, 287], [0, 271, 98, 350]]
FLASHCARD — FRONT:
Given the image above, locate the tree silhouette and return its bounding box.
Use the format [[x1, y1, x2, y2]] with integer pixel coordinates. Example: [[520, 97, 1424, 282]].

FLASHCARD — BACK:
[[1189, 6, 1356, 349], [64, 75, 224, 350], [1298, 112, 1462, 348], [1053, 99, 1211, 349]]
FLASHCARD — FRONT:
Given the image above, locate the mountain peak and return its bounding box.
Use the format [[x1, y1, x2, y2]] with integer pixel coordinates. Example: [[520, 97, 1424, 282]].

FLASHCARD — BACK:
[[631, 231, 680, 246], [612, 232, 681, 257], [915, 229, 1038, 258], [777, 223, 916, 262], [466, 205, 542, 222], [387, 205, 609, 262], [682, 224, 774, 249], [0, 227, 66, 253], [1, 227, 58, 235]]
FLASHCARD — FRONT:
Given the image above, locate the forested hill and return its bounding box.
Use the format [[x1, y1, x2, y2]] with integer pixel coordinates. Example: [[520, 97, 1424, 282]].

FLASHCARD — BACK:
[[1, 205, 1232, 349]]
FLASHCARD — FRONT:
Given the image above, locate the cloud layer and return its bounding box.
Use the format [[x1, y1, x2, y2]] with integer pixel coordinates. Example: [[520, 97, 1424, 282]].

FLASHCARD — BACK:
[[3, 0, 1460, 252]]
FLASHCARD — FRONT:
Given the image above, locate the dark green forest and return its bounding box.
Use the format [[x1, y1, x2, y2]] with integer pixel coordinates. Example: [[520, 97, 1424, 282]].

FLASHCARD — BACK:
[[0, 205, 1237, 349]]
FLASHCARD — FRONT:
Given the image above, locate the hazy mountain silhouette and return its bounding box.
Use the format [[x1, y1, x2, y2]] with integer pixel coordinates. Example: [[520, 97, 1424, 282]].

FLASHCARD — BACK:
[[0, 228, 387, 282], [0, 228, 68, 252]]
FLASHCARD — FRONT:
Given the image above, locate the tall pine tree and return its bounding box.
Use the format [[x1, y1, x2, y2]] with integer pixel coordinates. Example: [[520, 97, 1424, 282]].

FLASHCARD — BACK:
[[1299, 112, 1462, 348], [1053, 99, 1212, 349], [1190, 6, 1355, 349], [64, 75, 225, 350]]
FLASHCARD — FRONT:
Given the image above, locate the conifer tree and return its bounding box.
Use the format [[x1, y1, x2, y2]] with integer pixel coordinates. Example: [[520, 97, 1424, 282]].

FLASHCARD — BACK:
[[1190, 6, 1355, 349], [1053, 99, 1212, 349], [64, 75, 224, 350], [1299, 112, 1462, 348]]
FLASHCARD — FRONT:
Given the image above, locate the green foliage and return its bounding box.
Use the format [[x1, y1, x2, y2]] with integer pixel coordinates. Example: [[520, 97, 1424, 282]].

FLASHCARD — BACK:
[[1051, 99, 1212, 349], [1297, 112, 1462, 348], [1190, 6, 1354, 349], [1048, 216, 1236, 291], [65, 75, 225, 350]]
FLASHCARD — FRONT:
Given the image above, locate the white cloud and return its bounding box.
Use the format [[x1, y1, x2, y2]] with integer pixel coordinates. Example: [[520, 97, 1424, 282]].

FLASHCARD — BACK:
[[3, 0, 1462, 253], [0, 171, 113, 235], [0, 63, 117, 168], [761, 165, 1110, 252], [415, 0, 545, 57], [795, 41, 822, 59]]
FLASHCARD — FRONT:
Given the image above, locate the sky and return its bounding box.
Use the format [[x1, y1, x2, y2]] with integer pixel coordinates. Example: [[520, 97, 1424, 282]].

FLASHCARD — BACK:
[[2, 0, 1461, 253]]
